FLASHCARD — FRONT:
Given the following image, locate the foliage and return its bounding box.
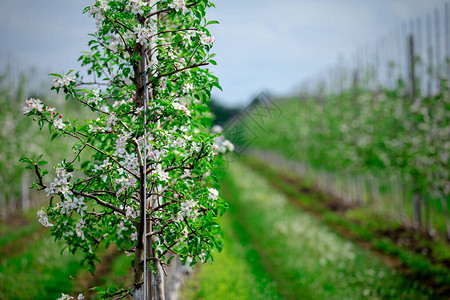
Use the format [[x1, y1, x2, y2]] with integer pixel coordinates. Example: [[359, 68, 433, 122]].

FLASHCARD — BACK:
[[232, 85, 449, 206], [0, 73, 77, 207], [22, 0, 228, 297]]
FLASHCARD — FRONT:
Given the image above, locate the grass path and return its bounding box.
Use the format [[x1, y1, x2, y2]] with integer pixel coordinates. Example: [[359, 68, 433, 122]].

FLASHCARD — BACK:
[[195, 161, 437, 299], [0, 209, 132, 299], [243, 154, 450, 296], [181, 212, 282, 300], [0, 232, 84, 299]]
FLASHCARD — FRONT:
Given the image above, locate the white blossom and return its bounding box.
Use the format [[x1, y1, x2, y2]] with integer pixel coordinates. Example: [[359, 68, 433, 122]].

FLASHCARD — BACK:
[[169, 0, 188, 14], [53, 75, 75, 88], [180, 199, 197, 218], [135, 23, 156, 46], [211, 125, 223, 134], [53, 118, 66, 130], [154, 164, 170, 182], [181, 83, 194, 94], [199, 33, 215, 45], [173, 102, 191, 116], [37, 209, 54, 227], [128, 0, 147, 15], [75, 219, 86, 240], [23, 98, 44, 114], [125, 205, 138, 219], [158, 77, 167, 91], [223, 140, 235, 152], [208, 188, 219, 201], [57, 293, 73, 300], [97, 0, 109, 11], [45, 164, 73, 197], [87, 89, 102, 106], [56, 196, 87, 216]]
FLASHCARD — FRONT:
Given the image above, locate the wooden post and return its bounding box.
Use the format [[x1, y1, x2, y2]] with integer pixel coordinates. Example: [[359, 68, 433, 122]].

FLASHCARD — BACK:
[[399, 174, 406, 225], [408, 34, 417, 102], [439, 196, 450, 241], [413, 192, 422, 231], [445, 3, 450, 81], [435, 9, 442, 89], [21, 172, 30, 212], [0, 193, 6, 220], [427, 14, 433, 98], [396, 29, 403, 85], [352, 69, 359, 95], [370, 175, 380, 213], [424, 193, 432, 237], [416, 18, 423, 96], [356, 176, 363, 205]]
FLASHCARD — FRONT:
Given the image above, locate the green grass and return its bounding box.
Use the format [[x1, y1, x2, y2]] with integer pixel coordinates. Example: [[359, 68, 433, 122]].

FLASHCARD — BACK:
[[182, 212, 282, 300], [242, 154, 450, 295], [219, 161, 436, 299], [0, 209, 41, 248], [0, 232, 84, 299], [0, 208, 89, 299]]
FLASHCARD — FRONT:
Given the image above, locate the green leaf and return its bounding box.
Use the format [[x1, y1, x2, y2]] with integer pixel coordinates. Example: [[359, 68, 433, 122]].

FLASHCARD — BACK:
[[38, 119, 44, 130], [211, 81, 222, 91], [206, 20, 220, 25], [19, 157, 32, 164]]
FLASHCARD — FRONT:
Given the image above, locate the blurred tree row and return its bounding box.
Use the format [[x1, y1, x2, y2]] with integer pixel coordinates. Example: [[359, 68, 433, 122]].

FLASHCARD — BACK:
[[231, 81, 449, 237], [0, 72, 86, 216]]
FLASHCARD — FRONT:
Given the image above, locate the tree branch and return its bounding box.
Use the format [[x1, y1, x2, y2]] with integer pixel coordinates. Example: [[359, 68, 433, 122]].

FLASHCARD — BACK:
[[73, 191, 125, 215], [157, 62, 208, 79]]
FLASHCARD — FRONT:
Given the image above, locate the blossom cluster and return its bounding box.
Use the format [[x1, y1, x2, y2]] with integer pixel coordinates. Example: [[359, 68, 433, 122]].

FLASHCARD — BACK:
[[200, 32, 215, 45], [57, 293, 85, 300], [86, 88, 102, 106], [53, 75, 75, 88], [128, 0, 147, 15], [75, 219, 86, 240], [55, 196, 87, 216], [45, 165, 73, 197], [37, 208, 54, 227], [135, 23, 157, 46], [89, 0, 108, 26], [169, 0, 188, 14], [173, 102, 191, 116], [23, 98, 44, 114], [23, 98, 67, 132]]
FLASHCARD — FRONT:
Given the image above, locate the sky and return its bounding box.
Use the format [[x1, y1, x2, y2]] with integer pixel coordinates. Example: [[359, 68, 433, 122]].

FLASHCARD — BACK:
[[0, 0, 447, 107]]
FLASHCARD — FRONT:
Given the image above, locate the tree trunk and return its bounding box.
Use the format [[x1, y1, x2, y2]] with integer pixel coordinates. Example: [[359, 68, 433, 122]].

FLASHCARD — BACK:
[[425, 194, 432, 237], [439, 196, 450, 241], [133, 2, 166, 299], [413, 192, 422, 231]]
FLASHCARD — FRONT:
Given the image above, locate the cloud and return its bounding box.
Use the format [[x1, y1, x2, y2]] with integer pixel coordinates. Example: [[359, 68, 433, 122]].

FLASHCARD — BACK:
[[1, 0, 447, 106], [209, 0, 448, 106], [0, 1, 94, 71]]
